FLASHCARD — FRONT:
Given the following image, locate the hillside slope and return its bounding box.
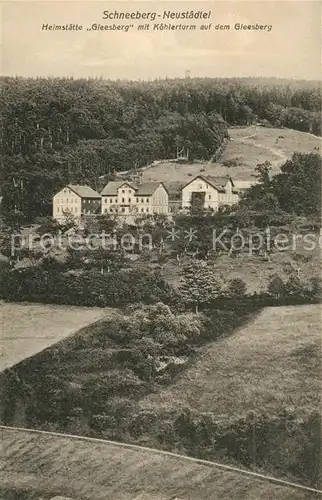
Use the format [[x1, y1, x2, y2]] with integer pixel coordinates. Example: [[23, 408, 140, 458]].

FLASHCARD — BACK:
[[141, 126, 321, 184], [142, 305, 321, 417], [0, 302, 112, 371], [0, 427, 319, 500]]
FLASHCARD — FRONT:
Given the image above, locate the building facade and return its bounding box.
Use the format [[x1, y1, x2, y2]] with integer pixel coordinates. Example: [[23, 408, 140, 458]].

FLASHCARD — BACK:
[[53, 185, 101, 221], [100, 181, 169, 219], [181, 175, 239, 211]]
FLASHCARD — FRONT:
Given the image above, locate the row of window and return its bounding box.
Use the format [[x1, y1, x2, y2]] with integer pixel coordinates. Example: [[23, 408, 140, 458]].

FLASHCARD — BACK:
[[104, 207, 150, 214], [104, 197, 150, 204], [57, 206, 78, 213], [57, 198, 78, 204], [190, 194, 213, 200], [56, 207, 99, 215], [57, 198, 99, 204]]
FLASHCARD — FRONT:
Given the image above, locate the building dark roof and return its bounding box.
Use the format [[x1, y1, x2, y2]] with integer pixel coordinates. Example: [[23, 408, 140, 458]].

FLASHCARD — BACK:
[[67, 185, 101, 198], [164, 181, 187, 200], [101, 181, 136, 196], [181, 175, 234, 193], [135, 182, 165, 196], [101, 181, 167, 197], [206, 175, 234, 188]]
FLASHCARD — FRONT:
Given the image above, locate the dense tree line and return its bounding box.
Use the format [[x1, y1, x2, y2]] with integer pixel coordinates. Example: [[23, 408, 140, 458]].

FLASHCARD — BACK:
[[0, 76, 320, 218], [241, 153, 321, 216]]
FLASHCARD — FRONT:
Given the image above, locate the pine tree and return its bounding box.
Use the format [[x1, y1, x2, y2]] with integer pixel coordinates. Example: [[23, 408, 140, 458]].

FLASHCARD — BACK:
[[267, 274, 285, 298]]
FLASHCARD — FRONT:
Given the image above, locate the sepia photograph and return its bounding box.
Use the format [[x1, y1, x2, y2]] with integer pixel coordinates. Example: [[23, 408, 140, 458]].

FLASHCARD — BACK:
[[0, 1, 321, 499]]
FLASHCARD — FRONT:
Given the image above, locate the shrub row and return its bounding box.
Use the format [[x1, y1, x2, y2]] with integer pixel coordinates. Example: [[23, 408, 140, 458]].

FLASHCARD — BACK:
[[0, 267, 174, 307], [1, 264, 320, 310]]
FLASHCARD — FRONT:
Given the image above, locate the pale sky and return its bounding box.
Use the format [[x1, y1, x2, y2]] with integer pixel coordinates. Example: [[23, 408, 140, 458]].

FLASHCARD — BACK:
[[1, 1, 321, 80]]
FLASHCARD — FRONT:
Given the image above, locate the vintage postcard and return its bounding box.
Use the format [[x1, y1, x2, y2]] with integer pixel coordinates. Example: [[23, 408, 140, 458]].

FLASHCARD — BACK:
[[0, 1, 321, 499]]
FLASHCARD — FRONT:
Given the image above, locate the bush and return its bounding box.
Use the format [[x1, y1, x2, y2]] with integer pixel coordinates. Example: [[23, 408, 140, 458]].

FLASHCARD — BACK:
[[0, 267, 175, 308], [227, 278, 247, 298], [222, 158, 240, 168], [308, 277, 322, 300], [89, 413, 117, 434], [83, 369, 148, 413], [284, 275, 304, 297]]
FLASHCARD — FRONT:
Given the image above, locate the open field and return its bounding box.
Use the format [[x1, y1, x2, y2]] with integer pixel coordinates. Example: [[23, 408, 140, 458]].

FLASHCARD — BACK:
[[228, 126, 321, 160], [0, 302, 112, 371], [140, 126, 321, 186], [142, 305, 321, 417], [0, 427, 319, 500]]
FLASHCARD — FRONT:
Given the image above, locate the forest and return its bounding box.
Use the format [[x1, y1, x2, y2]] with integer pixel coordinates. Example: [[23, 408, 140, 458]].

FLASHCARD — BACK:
[[0, 76, 321, 218]]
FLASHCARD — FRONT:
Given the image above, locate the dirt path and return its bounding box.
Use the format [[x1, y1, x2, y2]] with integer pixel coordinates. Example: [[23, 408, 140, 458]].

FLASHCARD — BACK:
[[231, 131, 288, 169]]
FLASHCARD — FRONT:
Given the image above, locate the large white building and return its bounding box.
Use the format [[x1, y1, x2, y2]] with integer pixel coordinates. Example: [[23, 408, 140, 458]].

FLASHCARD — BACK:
[[53, 185, 101, 221], [100, 181, 169, 219], [181, 175, 239, 211]]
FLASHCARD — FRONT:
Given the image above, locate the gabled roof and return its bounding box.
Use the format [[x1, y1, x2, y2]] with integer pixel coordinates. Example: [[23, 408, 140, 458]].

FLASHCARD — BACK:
[[180, 175, 234, 193], [101, 181, 168, 197], [165, 181, 187, 200], [135, 182, 167, 196], [207, 175, 234, 188], [101, 181, 136, 196], [67, 185, 101, 198]]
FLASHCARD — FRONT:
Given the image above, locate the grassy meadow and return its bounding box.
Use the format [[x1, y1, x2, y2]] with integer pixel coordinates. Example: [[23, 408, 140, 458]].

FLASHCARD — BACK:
[[1, 303, 320, 489], [141, 126, 321, 186], [0, 301, 112, 371], [0, 427, 318, 500], [142, 304, 321, 417]]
